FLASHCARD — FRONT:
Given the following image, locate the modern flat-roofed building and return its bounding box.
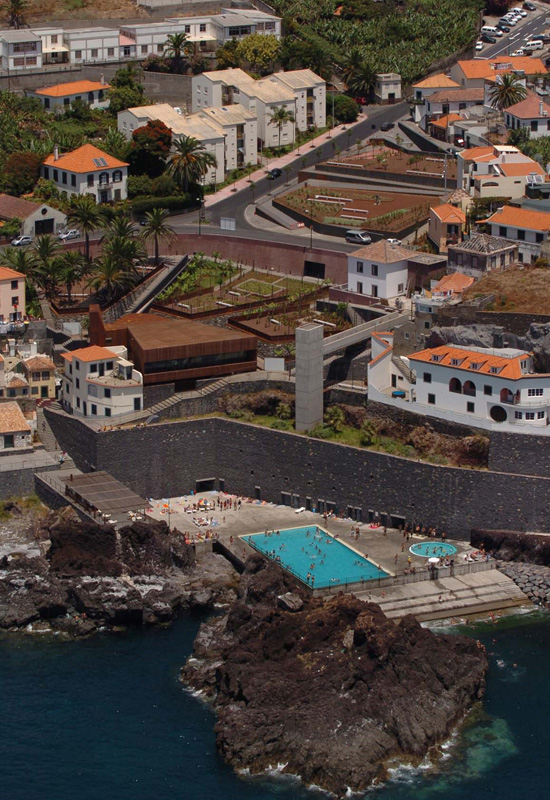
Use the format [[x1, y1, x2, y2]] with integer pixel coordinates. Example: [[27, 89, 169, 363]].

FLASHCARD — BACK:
[[34, 26, 68, 66], [0, 29, 42, 70], [268, 69, 326, 131], [62, 27, 121, 64], [121, 19, 217, 58], [42, 143, 128, 203], [89, 306, 257, 388], [28, 79, 111, 110], [199, 104, 257, 171]]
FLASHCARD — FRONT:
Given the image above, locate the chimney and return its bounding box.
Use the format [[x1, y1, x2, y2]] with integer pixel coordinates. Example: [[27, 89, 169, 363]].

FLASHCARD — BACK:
[[29, 340, 37, 356], [540, 100, 544, 117], [8, 338, 15, 357], [100, 72, 105, 85], [54, 144, 59, 161], [493, 327, 504, 349]]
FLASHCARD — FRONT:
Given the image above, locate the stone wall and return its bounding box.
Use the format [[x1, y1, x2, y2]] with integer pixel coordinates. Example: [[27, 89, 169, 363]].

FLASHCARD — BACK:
[[0, 464, 59, 500], [143, 383, 175, 409], [44, 409, 98, 473], [436, 306, 550, 336], [48, 415, 550, 538], [488, 431, 550, 478]]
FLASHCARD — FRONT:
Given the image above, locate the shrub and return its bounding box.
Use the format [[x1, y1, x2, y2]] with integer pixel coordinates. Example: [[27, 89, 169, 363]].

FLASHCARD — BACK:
[[308, 423, 334, 440], [270, 419, 292, 430], [128, 174, 154, 199], [4, 151, 42, 196], [341, 404, 367, 429], [407, 425, 438, 455], [276, 401, 292, 420], [359, 420, 378, 447], [324, 405, 345, 432], [331, 94, 359, 124], [218, 390, 295, 417]]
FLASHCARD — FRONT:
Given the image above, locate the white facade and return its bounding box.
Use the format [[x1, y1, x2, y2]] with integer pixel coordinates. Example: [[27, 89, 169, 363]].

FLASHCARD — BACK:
[[368, 338, 550, 436], [35, 27, 69, 65], [375, 73, 402, 104], [28, 80, 110, 111], [0, 30, 42, 70], [61, 345, 143, 419], [200, 105, 257, 171], [0, 268, 25, 324], [269, 70, 326, 131], [347, 242, 410, 300], [62, 28, 122, 64], [486, 207, 550, 264], [120, 19, 216, 59], [42, 144, 128, 203], [457, 144, 544, 199]]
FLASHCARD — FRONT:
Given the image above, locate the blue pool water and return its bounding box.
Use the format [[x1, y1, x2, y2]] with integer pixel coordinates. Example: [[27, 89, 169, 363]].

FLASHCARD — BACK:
[[242, 525, 388, 587], [410, 542, 458, 558]]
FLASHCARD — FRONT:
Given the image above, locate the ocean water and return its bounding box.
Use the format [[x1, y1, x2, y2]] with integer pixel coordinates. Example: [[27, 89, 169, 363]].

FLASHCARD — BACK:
[[0, 610, 549, 800]]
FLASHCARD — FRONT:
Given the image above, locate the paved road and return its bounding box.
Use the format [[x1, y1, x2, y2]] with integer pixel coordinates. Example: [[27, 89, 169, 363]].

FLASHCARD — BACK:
[[482, 5, 548, 58]]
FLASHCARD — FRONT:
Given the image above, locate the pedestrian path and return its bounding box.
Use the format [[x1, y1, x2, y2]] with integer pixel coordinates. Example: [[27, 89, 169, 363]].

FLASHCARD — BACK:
[[203, 116, 367, 209]]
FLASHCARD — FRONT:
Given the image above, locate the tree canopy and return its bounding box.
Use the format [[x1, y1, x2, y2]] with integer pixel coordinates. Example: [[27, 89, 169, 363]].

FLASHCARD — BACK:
[[129, 119, 172, 177]]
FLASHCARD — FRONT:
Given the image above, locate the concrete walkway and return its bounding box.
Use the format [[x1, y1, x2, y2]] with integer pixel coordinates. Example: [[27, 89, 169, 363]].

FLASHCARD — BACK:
[[203, 116, 367, 209]]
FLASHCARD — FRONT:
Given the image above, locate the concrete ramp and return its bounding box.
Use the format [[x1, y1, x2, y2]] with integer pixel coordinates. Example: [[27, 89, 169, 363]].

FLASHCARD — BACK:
[[355, 570, 531, 621]]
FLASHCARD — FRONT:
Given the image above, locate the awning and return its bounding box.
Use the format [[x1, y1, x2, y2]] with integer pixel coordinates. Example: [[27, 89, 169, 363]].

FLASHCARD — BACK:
[[119, 35, 135, 46], [43, 45, 69, 52]]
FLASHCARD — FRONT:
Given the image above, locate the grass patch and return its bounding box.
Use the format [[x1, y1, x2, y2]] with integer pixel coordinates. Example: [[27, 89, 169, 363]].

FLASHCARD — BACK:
[[462, 266, 550, 314]]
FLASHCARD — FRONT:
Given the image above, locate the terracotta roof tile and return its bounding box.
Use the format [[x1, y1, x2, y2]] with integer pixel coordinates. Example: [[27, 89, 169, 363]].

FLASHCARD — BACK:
[[350, 240, 413, 263], [34, 80, 110, 98], [5, 374, 28, 388], [0, 266, 24, 281], [409, 345, 533, 379], [430, 203, 466, 223], [0, 193, 42, 220], [428, 88, 484, 103], [412, 74, 460, 89], [498, 161, 545, 177], [62, 345, 118, 363], [433, 272, 475, 294], [457, 57, 546, 79], [43, 144, 128, 174], [430, 112, 463, 129], [506, 92, 550, 120], [23, 355, 55, 371], [459, 146, 495, 161], [487, 206, 550, 231], [0, 401, 30, 433]]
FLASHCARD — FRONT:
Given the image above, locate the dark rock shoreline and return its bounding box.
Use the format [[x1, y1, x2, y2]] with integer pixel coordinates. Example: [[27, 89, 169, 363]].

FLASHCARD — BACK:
[[0, 509, 237, 636], [181, 554, 488, 797]]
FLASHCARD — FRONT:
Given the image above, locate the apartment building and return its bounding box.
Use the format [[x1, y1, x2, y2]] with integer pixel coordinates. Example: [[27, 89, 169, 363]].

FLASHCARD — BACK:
[[0, 30, 42, 70], [0, 267, 25, 324], [62, 27, 122, 64], [199, 104, 257, 171], [34, 27, 68, 66], [457, 144, 546, 199], [42, 144, 128, 203], [269, 69, 326, 131], [485, 206, 550, 263], [61, 344, 143, 419], [28, 79, 111, 110]]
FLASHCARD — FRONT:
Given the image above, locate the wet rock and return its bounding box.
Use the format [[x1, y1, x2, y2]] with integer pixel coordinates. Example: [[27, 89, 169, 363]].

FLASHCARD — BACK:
[[277, 592, 303, 612]]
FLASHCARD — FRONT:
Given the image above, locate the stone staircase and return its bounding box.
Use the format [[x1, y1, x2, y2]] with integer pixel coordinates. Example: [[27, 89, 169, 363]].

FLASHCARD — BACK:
[[355, 570, 531, 622], [36, 404, 75, 469], [391, 355, 414, 384]]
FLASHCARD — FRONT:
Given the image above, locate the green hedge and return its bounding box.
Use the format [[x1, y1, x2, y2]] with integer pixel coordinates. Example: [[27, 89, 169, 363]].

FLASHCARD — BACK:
[[131, 195, 197, 215]]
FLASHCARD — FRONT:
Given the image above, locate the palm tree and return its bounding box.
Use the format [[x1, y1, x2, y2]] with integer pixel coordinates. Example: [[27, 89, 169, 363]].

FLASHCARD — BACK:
[[164, 31, 191, 72], [140, 208, 176, 265], [169, 135, 218, 192], [104, 211, 138, 241], [1, 246, 35, 275], [5, 0, 27, 28], [87, 254, 136, 302], [32, 235, 62, 297], [57, 249, 85, 305], [66, 195, 103, 262], [269, 106, 296, 153], [489, 74, 528, 111], [340, 47, 365, 86], [346, 60, 376, 100], [102, 235, 146, 272]]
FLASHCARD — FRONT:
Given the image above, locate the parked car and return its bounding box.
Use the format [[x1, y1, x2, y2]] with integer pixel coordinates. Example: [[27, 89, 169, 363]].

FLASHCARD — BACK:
[[525, 39, 544, 50], [380, 121, 395, 131], [475, 40, 484, 51], [11, 235, 32, 246], [502, 15, 517, 25], [523, 1, 536, 9], [511, 48, 525, 56], [511, 6, 527, 16], [386, 238, 402, 245], [345, 230, 371, 244], [58, 229, 80, 242], [497, 23, 511, 32], [267, 167, 282, 180], [481, 33, 497, 43]]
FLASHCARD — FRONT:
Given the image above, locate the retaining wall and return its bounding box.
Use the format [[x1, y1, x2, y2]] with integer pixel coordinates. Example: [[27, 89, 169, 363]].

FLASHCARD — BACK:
[[0, 464, 59, 500]]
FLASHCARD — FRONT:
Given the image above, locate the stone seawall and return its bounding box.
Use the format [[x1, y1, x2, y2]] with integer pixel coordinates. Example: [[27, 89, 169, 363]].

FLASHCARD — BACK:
[[0, 464, 59, 501], [498, 563, 550, 608], [42, 413, 550, 538], [488, 432, 550, 478]]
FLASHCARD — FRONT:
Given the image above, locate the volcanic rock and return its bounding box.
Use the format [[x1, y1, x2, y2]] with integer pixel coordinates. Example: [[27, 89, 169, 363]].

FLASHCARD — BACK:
[[181, 556, 488, 797]]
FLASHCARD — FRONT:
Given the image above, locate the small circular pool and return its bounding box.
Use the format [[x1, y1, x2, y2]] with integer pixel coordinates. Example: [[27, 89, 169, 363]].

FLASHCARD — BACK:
[[409, 542, 458, 558]]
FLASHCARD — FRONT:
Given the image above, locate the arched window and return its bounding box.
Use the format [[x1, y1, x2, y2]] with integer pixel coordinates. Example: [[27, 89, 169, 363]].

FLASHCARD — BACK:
[[449, 377, 462, 393], [463, 380, 476, 397], [112, 170, 122, 183], [500, 387, 514, 404]]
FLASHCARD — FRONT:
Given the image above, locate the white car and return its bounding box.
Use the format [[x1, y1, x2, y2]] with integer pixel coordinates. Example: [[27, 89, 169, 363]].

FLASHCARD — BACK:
[[11, 235, 32, 246], [511, 48, 525, 56], [386, 238, 402, 246], [511, 7, 527, 16], [58, 229, 80, 242], [502, 16, 517, 25], [475, 40, 484, 51]]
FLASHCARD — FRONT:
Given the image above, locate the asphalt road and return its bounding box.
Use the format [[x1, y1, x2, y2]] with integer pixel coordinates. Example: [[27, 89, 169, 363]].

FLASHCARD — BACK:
[[482, 6, 548, 58]]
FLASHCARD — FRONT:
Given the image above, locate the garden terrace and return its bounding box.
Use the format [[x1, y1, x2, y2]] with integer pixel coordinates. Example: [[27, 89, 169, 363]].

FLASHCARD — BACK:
[[276, 186, 433, 234], [230, 307, 350, 343], [335, 148, 457, 181]]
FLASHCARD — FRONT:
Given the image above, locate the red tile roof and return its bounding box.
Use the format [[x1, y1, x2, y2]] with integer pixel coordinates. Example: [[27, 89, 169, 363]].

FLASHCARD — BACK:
[[486, 206, 550, 232], [61, 345, 118, 363], [433, 272, 474, 294], [430, 113, 462, 129], [430, 203, 466, 224], [43, 144, 128, 174], [0, 266, 24, 281], [0, 193, 43, 221], [0, 401, 30, 433], [409, 345, 533, 379], [350, 240, 412, 263], [506, 92, 550, 120], [456, 57, 546, 79], [498, 161, 545, 177], [34, 80, 110, 98]]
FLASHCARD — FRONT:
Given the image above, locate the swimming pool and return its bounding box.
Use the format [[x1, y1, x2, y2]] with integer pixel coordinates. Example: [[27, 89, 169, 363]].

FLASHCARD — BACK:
[[242, 525, 389, 588], [409, 542, 458, 558]]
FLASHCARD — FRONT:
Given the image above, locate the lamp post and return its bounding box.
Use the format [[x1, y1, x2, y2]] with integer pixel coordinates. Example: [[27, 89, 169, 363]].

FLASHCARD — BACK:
[[305, 198, 314, 250], [196, 196, 204, 236]]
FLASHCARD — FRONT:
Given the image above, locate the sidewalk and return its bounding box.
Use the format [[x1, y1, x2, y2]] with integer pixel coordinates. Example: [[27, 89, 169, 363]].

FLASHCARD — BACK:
[[203, 115, 367, 209]]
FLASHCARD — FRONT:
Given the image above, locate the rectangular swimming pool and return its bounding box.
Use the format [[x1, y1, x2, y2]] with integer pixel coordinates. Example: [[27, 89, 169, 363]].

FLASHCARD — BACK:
[[242, 525, 389, 588]]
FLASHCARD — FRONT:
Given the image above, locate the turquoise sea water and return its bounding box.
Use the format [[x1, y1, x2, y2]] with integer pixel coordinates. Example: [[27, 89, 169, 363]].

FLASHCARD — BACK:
[[242, 525, 388, 586], [1, 610, 549, 800]]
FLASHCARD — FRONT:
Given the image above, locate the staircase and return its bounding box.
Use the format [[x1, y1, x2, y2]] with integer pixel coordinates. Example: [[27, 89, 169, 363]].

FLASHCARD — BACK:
[[36, 403, 75, 469], [391, 355, 414, 384], [355, 569, 530, 622]]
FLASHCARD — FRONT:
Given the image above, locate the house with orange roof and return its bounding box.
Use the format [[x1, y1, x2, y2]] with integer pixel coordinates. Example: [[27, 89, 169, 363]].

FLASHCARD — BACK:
[[347, 240, 411, 300], [504, 94, 550, 139], [60, 344, 143, 419], [457, 144, 545, 199], [450, 57, 546, 89], [42, 144, 128, 204], [411, 73, 461, 125], [0, 401, 31, 451], [485, 206, 550, 264], [417, 87, 484, 133], [412, 271, 474, 316], [0, 266, 25, 325], [27, 79, 111, 111], [368, 339, 550, 435], [428, 203, 466, 253]]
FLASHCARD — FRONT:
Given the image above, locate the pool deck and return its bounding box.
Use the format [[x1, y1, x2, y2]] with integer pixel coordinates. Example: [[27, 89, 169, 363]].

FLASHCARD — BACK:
[[145, 492, 531, 621]]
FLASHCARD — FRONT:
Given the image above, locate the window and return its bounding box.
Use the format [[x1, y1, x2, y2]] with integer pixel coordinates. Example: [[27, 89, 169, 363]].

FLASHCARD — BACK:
[[404, 332, 410, 340], [91, 48, 98, 58], [371, 264, 378, 277], [105, 407, 111, 417], [424, 321, 430, 329], [75, 50, 82, 59], [356, 260, 363, 273], [108, 47, 115, 57], [398, 283, 404, 294], [371, 285, 378, 298], [13, 57, 25, 67], [44, 167, 49, 179], [62, 171, 67, 185], [71, 174, 76, 187], [75, 378, 80, 389], [32, 371, 40, 381], [134, 397, 141, 411], [87, 174, 94, 187], [528, 388, 543, 396], [11, 297, 18, 307], [517, 229, 525, 241], [64, 98, 70, 107], [106, 361, 113, 370], [538, 411, 545, 419], [51, 35, 58, 44], [184, 24, 190, 32], [32, 386, 38, 395], [53, 169, 58, 181], [91, 404, 97, 415], [76, 397, 80, 408], [526, 412, 535, 420], [466, 401, 475, 413], [423, 372, 432, 383], [428, 393, 436, 405], [157, 43, 164, 52], [113, 170, 122, 183], [104, 388, 111, 398], [88, 384, 98, 397], [489, 366, 500, 374], [200, 23, 206, 31], [75, 361, 80, 370], [356, 281, 363, 294], [11, 280, 17, 290], [89, 363, 97, 373], [521, 360, 527, 369], [536, 232, 544, 244], [484, 385, 492, 395], [65, 383, 69, 392], [141, 45, 147, 54]]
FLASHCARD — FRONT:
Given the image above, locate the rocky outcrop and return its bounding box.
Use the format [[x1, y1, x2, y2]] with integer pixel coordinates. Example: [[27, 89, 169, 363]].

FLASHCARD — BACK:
[[181, 555, 488, 797], [0, 509, 237, 636], [471, 528, 550, 565], [498, 562, 550, 607]]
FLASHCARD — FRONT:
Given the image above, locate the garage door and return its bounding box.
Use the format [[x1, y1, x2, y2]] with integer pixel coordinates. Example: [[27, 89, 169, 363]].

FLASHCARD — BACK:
[[35, 218, 54, 235]]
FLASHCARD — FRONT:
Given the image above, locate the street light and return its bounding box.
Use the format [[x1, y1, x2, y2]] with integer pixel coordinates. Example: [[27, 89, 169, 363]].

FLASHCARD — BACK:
[[305, 197, 314, 249], [196, 196, 204, 236]]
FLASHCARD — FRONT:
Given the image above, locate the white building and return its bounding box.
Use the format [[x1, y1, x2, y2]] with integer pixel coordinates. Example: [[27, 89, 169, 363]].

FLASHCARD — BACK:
[[0, 194, 66, 237], [411, 73, 461, 125], [505, 94, 550, 139], [0, 29, 42, 70], [28, 79, 111, 111], [369, 337, 550, 435], [485, 206, 550, 264], [120, 19, 216, 59], [34, 27, 69, 66], [269, 69, 326, 131], [42, 144, 128, 203], [348, 240, 410, 300], [421, 88, 484, 133], [0, 267, 25, 324], [61, 344, 143, 419], [0, 402, 32, 451], [118, 104, 227, 185], [62, 27, 121, 64], [207, 9, 282, 42], [457, 144, 546, 199], [199, 104, 257, 171]]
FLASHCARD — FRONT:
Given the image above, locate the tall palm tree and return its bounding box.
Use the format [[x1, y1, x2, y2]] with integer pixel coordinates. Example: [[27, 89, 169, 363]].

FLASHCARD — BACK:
[[489, 74, 528, 111], [104, 211, 138, 241], [1, 245, 35, 275], [346, 60, 376, 100], [32, 235, 62, 298], [140, 208, 176, 265], [102, 235, 146, 272], [169, 135, 218, 192], [340, 47, 365, 86], [269, 106, 296, 152], [66, 195, 103, 262], [57, 249, 85, 305], [164, 32, 191, 72], [87, 254, 136, 302]]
